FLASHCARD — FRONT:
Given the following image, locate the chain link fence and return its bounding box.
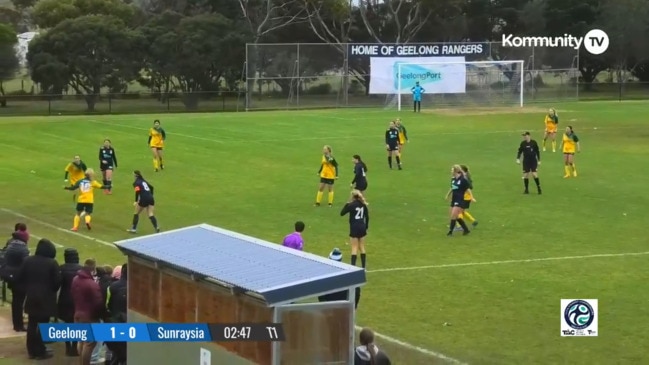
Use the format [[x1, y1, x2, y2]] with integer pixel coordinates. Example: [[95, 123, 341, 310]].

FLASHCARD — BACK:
[[3, 42, 649, 116]]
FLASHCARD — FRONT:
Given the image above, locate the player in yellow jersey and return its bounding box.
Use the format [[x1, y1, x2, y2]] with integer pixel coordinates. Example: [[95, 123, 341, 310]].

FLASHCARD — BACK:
[[64, 155, 87, 203], [455, 165, 478, 230], [64, 169, 110, 231], [560, 126, 580, 178], [395, 118, 408, 157], [148, 120, 166, 172], [315, 145, 339, 207], [542, 108, 559, 152]]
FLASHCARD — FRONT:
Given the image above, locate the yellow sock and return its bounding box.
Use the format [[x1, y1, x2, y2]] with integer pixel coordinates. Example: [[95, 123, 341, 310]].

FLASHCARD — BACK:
[[316, 191, 323, 203], [458, 213, 464, 219], [327, 192, 334, 205], [73, 215, 80, 229], [463, 211, 475, 223], [542, 140, 546, 148], [84, 215, 91, 224], [551, 141, 556, 151], [571, 163, 577, 176], [564, 166, 571, 176], [153, 159, 159, 169]]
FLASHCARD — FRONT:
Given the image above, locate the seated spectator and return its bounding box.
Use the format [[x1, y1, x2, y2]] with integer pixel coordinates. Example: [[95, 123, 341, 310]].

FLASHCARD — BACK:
[[354, 328, 391, 365], [57, 248, 82, 357], [318, 248, 361, 309], [282, 221, 305, 251]]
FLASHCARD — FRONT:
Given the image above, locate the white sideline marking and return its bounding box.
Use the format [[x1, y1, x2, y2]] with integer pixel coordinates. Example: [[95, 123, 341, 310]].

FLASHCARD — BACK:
[[353, 325, 467, 364], [86, 121, 633, 144], [1, 208, 467, 364], [1, 208, 115, 248], [367, 251, 649, 273], [88, 120, 226, 143]]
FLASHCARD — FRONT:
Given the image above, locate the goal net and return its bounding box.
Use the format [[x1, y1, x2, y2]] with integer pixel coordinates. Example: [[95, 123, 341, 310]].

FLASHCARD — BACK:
[[389, 60, 525, 111]]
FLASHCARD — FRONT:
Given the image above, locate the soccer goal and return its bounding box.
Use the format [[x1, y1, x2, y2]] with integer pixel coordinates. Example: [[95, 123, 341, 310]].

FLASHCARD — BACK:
[[394, 60, 525, 111]]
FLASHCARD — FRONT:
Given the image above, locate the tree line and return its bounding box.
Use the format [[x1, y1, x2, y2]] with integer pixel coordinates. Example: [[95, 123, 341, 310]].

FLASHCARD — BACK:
[[0, 0, 648, 110]]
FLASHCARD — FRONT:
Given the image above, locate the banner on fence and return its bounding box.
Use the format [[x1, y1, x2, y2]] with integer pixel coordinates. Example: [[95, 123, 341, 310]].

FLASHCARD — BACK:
[[348, 43, 487, 58], [369, 57, 466, 94]]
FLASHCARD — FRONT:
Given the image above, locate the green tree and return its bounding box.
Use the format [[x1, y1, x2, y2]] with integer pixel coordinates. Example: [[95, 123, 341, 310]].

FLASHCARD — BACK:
[[27, 15, 143, 111], [0, 22, 19, 107], [32, 0, 136, 28], [140, 12, 248, 109]]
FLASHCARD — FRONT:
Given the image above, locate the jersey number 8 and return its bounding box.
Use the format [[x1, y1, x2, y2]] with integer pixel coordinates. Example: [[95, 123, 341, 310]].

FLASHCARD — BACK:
[[141, 182, 150, 191]]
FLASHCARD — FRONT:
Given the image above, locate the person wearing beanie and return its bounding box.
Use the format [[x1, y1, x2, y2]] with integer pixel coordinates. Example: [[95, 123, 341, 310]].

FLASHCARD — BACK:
[[1, 228, 30, 332], [318, 248, 361, 309], [15, 238, 60, 360], [57, 248, 82, 356]]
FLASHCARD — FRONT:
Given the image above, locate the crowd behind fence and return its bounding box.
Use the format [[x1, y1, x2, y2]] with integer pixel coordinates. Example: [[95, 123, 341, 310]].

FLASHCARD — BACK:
[[2, 42, 649, 116]]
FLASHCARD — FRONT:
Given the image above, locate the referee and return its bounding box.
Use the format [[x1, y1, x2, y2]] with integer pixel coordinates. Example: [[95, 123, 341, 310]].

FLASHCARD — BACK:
[[516, 131, 542, 194]]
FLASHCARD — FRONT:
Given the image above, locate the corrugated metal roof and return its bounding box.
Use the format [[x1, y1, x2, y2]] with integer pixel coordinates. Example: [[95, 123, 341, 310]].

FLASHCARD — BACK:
[[115, 224, 366, 305]]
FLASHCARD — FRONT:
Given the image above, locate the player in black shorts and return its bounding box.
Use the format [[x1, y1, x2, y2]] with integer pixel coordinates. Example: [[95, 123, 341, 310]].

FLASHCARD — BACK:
[[385, 121, 402, 170], [350, 155, 368, 194], [98, 139, 118, 195], [127, 170, 160, 233], [340, 190, 369, 268], [445, 165, 475, 236], [516, 132, 542, 194]]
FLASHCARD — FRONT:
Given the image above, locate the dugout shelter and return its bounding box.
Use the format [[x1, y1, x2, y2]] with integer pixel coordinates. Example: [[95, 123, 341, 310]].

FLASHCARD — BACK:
[[115, 223, 366, 365]]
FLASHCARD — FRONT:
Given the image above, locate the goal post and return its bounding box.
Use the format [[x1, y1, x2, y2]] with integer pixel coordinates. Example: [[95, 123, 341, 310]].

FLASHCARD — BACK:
[[395, 60, 525, 111]]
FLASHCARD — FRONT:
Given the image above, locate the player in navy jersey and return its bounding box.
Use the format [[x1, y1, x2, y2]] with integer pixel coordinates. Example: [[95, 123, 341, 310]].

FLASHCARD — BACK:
[[385, 121, 402, 170], [340, 190, 369, 268], [445, 165, 476, 236], [127, 170, 160, 233], [350, 155, 368, 194], [98, 139, 117, 195]]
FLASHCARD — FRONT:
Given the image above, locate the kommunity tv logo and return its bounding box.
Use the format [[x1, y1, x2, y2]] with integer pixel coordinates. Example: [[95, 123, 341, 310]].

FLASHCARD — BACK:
[[393, 63, 442, 90], [501, 29, 609, 55]]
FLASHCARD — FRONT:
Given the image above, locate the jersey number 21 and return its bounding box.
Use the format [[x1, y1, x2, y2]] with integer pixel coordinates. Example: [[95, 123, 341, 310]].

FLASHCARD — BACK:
[[355, 207, 364, 219]]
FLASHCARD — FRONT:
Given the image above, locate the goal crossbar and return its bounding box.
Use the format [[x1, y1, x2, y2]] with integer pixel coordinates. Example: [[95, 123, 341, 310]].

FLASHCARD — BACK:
[[396, 60, 525, 110]]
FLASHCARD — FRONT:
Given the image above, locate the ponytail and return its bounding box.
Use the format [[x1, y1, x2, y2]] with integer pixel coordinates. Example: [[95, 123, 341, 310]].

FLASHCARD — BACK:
[[352, 190, 368, 206], [368, 343, 377, 365], [353, 155, 368, 173]]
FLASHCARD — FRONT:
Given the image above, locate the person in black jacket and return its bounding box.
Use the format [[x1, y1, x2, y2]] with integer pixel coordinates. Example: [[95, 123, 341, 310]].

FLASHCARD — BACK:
[[105, 263, 127, 364], [2, 228, 30, 332], [354, 328, 391, 365], [16, 238, 60, 360], [57, 248, 82, 356], [318, 249, 361, 309]]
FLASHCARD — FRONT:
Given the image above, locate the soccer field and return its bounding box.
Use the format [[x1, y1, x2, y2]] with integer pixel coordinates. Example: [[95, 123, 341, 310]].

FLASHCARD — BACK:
[[0, 102, 648, 364]]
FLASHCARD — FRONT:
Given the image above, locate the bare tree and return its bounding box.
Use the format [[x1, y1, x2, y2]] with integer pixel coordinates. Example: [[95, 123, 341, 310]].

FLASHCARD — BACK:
[[358, 0, 432, 44], [303, 0, 354, 46], [238, 0, 307, 43]]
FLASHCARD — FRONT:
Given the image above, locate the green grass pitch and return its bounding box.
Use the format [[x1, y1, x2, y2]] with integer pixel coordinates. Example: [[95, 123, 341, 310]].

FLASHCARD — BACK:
[[0, 101, 648, 364]]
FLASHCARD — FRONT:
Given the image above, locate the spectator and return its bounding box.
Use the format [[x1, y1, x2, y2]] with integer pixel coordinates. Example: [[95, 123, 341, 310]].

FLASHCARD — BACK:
[[318, 248, 361, 309], [1, 228, 30, 332], [282, 221, 305, 251], [107, 264, 127, 323], [71, 259, 103, 365], [354, 328, 391, 365], [57, 248, 82, 357], [106, 264, 127, 365], [91, 265, 113, 364], [111, 266, 122, 282], [15, 238, 60, 360]]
